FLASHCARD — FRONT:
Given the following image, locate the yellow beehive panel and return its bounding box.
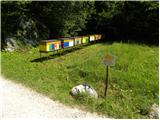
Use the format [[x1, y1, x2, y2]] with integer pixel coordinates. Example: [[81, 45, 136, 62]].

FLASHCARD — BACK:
[[39, 44, 47, 51], [75, 38, 80, 40], [82, 37, 87, 43], [64, 39, 73, 42], [47, 44, 50, 51]]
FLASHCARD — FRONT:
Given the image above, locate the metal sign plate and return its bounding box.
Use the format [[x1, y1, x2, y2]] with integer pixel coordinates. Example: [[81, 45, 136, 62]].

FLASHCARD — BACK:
[[102, 54, 115, 66]]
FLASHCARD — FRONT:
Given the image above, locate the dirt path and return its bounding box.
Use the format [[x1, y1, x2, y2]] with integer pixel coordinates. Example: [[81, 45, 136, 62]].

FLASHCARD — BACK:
[[0, 76, 108, 119]]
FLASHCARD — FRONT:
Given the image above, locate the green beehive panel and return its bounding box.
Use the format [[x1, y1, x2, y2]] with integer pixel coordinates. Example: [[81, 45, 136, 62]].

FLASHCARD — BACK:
[[86, 37, 89, 43]]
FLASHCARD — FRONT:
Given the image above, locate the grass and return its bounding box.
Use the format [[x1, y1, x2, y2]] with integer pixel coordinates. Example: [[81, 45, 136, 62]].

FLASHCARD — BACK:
[[1, 42, 159, 118]]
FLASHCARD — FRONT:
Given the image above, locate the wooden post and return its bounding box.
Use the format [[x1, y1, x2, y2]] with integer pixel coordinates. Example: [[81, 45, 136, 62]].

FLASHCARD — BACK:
[[40, 52, 41, 59], [104, 65, 109, 96], [40, 51, 42, 62], [102, 54, 115, 97], [47, 52, 49, 60]]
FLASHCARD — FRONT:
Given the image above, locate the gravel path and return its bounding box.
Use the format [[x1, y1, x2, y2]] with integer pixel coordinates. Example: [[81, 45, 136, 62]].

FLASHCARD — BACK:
[[0, 76, 108, 119]]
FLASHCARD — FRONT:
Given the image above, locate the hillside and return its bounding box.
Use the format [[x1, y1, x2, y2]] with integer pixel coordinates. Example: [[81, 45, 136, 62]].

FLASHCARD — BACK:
[[1, 42, 159, 118]]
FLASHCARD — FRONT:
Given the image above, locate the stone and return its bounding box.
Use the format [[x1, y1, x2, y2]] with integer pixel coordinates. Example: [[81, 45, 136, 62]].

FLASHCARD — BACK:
[[70, 84, 98, 99], [4, 37, 18, 52], [148, 103, 159, 119], [4, 36, 38, 52]]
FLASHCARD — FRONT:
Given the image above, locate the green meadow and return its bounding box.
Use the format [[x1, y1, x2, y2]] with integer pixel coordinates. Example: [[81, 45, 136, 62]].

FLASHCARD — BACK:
[[1, 42, 159, 118]]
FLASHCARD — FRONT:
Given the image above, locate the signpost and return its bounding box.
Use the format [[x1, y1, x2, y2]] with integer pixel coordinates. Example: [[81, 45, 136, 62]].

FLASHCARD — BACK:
[[102, 54, 115, 97]]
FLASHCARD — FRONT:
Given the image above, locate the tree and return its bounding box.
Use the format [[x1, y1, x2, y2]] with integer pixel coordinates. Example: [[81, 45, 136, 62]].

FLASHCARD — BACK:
[[87, 1, 159, 45], [30, 1, 95, 37], [1, 1, 159, 48]]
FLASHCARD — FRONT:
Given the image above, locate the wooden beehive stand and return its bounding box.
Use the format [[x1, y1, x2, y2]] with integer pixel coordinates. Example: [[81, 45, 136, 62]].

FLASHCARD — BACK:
[[39, 34, 102, 60]]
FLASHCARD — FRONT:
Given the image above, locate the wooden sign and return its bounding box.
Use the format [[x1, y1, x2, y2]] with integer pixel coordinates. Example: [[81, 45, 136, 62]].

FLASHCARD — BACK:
[[101, 54, 115, 97], [102, 54, 115, 66]]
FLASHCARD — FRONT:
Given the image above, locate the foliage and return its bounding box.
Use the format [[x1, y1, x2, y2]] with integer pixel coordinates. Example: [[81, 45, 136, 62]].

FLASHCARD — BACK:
[[30, 1, 95, 37], [1, 1, 159, 46], [1, 42, 158, 118], [88, 1, 159, 45], [1, 1, 95, 41], [1, 1, 49, 44]]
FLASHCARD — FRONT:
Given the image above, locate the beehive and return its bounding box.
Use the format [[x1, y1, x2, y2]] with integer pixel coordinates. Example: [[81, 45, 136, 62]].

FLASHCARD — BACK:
[[98, 34, 102, 40], [89, 35, 95, 41], [71, 36, 82, 45], [59, 38, 74, 48], [94, 34, 102, 40], [82, 36, 89, 44], [39, 40, 61, 52]]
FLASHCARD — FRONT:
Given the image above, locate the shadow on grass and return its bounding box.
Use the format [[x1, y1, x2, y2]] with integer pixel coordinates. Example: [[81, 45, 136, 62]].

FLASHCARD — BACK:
[[30, 43, 95, 63]]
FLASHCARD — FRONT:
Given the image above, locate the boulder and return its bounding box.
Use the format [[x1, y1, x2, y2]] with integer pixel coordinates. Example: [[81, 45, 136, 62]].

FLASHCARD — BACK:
[[4, 37, 18, 52], [70, 84, 98, 99]]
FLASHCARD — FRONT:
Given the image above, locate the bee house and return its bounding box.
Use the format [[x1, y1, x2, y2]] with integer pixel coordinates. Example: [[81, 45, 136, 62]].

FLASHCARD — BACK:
[[94, 34, 102, 40], [71, 36, 82, 45], [59, 38, 74, 48], [39, 40, 61, 52], [98, 34, 102, 40], [82, 36, 89, 44], [89, 35, 95, 41]]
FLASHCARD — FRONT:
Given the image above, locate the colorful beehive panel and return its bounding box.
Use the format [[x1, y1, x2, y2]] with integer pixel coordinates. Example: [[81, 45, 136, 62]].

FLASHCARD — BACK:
[[75, 38, 82, 45], [89, 35, 95, 41], [98, 34, 102, 40], [71, 36, 82, 45], [82, 36, 89, 44], [59, 38, 74, 48], [39, 40, 61, 52], [94, 34, 102, 40], [94, 34, 99, 40]]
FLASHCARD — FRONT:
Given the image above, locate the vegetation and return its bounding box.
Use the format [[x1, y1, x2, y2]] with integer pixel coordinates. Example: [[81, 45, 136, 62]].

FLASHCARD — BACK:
[[1, 1, 159, 46], [1, 42, 158, 118], [1, 1, 159, 119], [91, 1, 159, 44]]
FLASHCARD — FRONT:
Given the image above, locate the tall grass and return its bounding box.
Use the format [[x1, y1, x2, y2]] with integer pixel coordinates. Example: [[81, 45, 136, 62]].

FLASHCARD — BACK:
[[1, 42, 158, 118]]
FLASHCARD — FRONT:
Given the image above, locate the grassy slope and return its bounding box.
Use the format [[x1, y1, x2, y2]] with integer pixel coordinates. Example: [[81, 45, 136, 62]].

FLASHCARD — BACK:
[[1, 42, 159, 118]]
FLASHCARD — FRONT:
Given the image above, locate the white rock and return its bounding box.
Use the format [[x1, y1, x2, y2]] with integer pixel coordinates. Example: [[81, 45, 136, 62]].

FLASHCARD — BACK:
[[4, 37, 18, 51], [70, 84, 98, 99], [149, 103, 159, 119]]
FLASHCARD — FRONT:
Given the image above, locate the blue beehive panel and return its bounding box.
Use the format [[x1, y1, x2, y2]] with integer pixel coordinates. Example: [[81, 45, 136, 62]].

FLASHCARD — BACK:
[[52, 44, 54, 49], [64, 42, 69, 47]]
